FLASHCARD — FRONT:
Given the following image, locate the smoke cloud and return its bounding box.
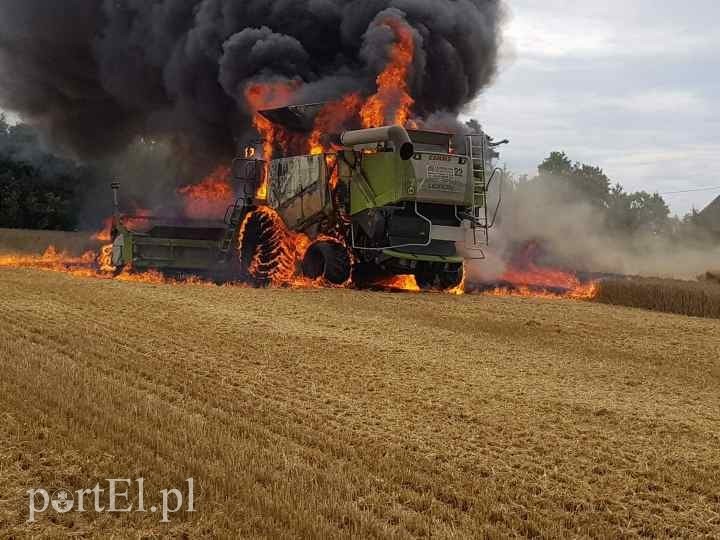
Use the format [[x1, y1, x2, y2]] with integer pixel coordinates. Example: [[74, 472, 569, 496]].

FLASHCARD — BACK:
[[470, 179, 720, 282], [0, 0, 504, 165]]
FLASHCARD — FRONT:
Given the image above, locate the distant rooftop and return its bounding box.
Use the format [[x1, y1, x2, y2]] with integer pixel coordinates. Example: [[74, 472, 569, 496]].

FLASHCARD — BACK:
[[698, 195, 720, 232]]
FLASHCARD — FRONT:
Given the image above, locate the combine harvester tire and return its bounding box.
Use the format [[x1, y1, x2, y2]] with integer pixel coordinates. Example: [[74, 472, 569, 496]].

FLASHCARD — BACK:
[[302, 240, 352, 285], [239, 209, 294, 286]]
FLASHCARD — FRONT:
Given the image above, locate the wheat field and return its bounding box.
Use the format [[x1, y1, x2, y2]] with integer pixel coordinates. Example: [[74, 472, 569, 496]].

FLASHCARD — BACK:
[[596, 277, 720, 319], [0, 228, 99, 256], [0, 267, 719, 538]]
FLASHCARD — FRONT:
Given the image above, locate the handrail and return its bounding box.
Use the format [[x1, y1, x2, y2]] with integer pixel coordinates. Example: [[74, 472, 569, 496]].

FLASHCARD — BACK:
[[486, 167, 504, 230]]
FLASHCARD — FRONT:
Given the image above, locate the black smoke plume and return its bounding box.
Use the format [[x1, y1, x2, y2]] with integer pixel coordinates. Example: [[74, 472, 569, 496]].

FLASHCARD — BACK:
[[0, 0, 503, 169]]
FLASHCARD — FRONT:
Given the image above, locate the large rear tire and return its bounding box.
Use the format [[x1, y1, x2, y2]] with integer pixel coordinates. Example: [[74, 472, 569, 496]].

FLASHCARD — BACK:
[[238, 208, 294, 286], [302, 240, 352, 285]]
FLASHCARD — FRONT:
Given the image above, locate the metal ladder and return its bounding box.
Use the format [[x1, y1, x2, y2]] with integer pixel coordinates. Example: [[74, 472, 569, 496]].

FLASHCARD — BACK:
[[218, 199, 248, 258]]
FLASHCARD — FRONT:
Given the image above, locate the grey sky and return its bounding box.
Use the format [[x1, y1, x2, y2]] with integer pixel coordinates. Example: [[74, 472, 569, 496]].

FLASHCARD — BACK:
[[470, 0, 720, 215]]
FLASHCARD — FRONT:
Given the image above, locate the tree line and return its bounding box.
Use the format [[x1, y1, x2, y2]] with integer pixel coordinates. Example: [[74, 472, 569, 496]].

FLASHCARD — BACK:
[[0, 116, 103, 230]]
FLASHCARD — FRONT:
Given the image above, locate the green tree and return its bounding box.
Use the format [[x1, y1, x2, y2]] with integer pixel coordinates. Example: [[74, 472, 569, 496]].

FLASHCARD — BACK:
[[625, 191, 671, 234], [537, 152, 611, 209], [0, 115, 90, 230], [538, 151, 573, 177]]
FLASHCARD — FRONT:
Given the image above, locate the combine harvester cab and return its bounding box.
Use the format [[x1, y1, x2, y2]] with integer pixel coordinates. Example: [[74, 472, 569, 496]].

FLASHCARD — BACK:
[[340, 126, 505, 288]]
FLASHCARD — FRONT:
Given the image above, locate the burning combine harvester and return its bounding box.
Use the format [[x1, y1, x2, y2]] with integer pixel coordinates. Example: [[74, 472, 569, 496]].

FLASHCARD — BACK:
[[107, 103, 506, 291], [0, 7, 599, 298]]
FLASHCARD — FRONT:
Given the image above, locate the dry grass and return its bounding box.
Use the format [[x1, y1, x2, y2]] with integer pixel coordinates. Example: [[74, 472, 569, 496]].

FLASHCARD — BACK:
[[701, 271, 720, 285], [596, 276, 720, 319], [0, 268, 719, 538], [0, 227, 99, 256]]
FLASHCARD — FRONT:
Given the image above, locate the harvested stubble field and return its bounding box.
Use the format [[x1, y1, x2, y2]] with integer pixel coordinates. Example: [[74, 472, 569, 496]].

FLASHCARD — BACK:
[[0, 267, 719, 539]]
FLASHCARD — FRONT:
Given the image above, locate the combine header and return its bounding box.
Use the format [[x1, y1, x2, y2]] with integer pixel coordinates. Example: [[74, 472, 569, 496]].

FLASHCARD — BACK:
[[108, 105, 507, 289]]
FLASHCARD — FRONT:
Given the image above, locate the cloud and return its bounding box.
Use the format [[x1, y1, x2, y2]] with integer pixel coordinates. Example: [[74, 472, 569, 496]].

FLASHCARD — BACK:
[[594, 90, 704, 115], [503, 0, 720, 60], [472, 0, 720, 215]]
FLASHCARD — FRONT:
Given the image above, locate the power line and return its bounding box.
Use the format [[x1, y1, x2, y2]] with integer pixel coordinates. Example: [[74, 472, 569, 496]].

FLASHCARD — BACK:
[[660, 186, 720, 196]]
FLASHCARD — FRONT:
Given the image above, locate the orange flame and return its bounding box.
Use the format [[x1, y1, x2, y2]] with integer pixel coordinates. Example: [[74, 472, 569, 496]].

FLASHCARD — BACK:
[[242, 18, 417, 195], [360, 18, 416, 128], [324, 153, 340, 191], [0, 246, 95, 270], [309, 93, 363, 155], [448, 266, 467, 295], [455, 242, 601, 300], [373, 274, 421, 292], [240, 206, 298, 285], [93, 206, 155, 243], [245, 80, 300, 112], [92, 217, 113, 242], [244, 80, 301, 200], [483, 281, 599, 300], [0, 243, 221, 286], [468, 264, 600, 300], [98, 244, 116, 273], [114, 209, 155, 233], [252, 113, 276, 200], [502, 265, 585, 291], [178, 165, 234, 219], [237, 206, 356, 288]]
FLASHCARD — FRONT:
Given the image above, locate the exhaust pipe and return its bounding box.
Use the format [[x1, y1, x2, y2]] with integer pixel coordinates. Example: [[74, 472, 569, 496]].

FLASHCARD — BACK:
[[111, 181, 121, 219], [340, 125, 414, 160]]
